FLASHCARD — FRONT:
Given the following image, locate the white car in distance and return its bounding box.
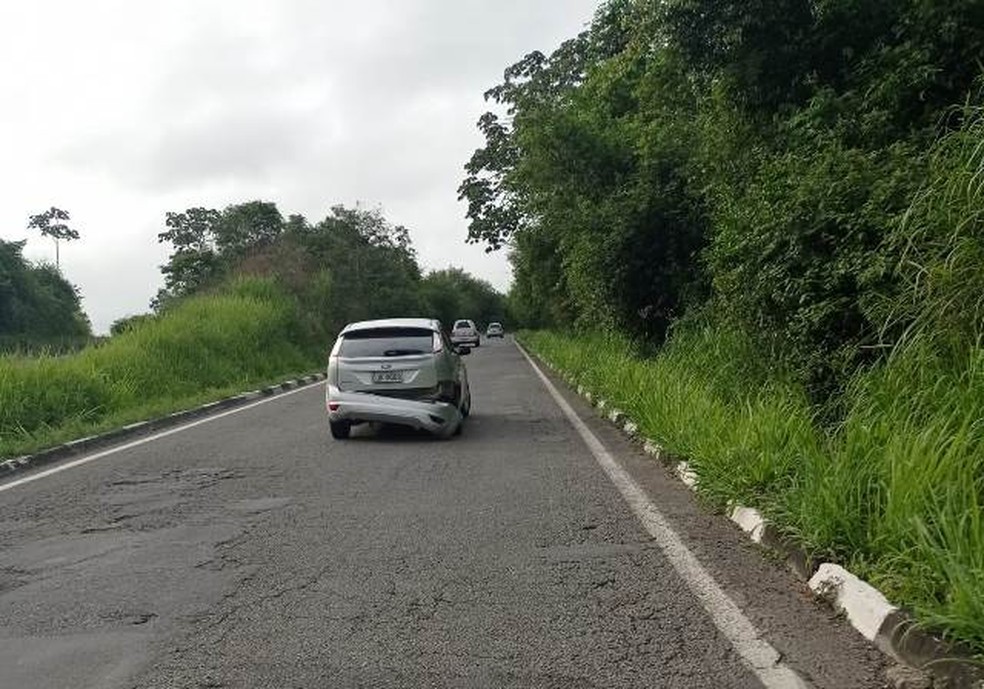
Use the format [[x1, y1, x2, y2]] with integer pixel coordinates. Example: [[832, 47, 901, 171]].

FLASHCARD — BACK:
[[450, 319, 480, 348]]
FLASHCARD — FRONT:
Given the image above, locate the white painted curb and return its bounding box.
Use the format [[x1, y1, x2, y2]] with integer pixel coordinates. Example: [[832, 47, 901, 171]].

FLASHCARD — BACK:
[[675, 461, 698, 490], [729, 505, 768, 543], [643, 439, 664, 459], [809, 563, 898, 641]]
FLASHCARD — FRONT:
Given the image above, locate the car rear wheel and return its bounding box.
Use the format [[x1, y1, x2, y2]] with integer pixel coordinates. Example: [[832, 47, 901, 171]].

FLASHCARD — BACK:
[[329, 420, 351, 439]]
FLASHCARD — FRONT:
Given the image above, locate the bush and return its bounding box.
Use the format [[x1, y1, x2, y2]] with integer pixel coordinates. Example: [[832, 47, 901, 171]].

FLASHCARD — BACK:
[[0, 278, 315, 457]]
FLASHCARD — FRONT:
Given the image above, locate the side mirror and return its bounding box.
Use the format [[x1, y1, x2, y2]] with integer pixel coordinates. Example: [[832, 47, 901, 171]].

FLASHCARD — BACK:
[[456, 345, 472, 356]]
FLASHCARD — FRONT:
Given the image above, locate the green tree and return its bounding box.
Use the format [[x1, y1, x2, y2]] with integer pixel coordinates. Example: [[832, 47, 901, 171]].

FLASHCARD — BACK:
[[419, 268, 505, 330], [27, 206, 80, 269], [464, 0, 984, 393], [155, 207, 222, 308], [299, 206, 423, 329], [155, 201, 285, 309], [0, 238, 90, 340], [214, 201, 284, 256], [460, 1, 707, 341]]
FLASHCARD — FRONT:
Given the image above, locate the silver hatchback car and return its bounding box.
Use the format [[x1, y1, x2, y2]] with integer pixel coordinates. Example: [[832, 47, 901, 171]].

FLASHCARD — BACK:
[[326, 318, 471, 439], [450, 319, 480, 348]]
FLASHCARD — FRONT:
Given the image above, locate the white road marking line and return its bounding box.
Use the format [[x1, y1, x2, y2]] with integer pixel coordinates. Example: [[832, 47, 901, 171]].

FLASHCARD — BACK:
[[0, 382, 322, 494], [517, 343, 810, 689]]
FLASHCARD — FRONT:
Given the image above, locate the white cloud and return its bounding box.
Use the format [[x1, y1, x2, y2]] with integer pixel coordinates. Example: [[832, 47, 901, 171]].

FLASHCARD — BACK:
[[0, 0, 598, 333]]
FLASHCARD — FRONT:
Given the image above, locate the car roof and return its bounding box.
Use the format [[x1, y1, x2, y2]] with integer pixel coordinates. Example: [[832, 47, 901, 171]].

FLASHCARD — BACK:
[[341, 318, 441, 334]]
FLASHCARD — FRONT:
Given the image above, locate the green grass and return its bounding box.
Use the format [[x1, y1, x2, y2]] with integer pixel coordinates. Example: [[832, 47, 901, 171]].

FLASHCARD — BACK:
[[521, 327, 984, 655], [0, 277, 320, 459]]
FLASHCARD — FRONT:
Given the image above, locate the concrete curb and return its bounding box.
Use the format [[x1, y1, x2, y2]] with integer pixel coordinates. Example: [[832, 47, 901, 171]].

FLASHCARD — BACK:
[[810, 563, 898, 641], [1, 372, 327, 478], [525, 347, 984, 689]]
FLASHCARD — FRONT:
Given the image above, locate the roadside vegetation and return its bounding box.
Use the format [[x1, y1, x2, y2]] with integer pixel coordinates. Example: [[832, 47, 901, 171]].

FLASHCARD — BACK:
[[467, 0, 984, 652], [522, 326, 983, 652], [0, 277, 311, 458], [0, 203, 505, 459], [0, 237, 91, 353]]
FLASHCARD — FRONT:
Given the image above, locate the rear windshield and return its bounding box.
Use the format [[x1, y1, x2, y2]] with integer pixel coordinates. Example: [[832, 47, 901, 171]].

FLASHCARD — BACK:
[[339, 328, 434, 358], [453, 320, 472, 329], [488, 323, 502, 328]]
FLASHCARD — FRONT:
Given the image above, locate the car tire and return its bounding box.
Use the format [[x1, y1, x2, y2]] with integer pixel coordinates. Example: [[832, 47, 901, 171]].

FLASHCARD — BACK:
[[329, 420, 351, 440]]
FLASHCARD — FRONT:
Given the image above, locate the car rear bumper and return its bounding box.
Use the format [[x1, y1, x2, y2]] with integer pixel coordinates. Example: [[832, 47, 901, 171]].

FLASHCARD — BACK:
[[326, 386, 462, 436], [450, 336, 479, 346]]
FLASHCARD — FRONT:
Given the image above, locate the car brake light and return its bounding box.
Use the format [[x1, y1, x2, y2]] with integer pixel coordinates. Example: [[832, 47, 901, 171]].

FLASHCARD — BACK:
[[432, 332, 444, 353], [328, 401, 340, 411]]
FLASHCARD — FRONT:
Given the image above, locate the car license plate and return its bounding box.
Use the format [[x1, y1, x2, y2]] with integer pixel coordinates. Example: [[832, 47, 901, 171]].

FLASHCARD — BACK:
[[372, 370, 404, 384]]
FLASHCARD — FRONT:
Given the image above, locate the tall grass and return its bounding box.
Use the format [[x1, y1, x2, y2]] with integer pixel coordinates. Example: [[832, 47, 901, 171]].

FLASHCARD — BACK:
[[522, 327, 984, 654], [0, 277, 317, 458], [520, 100, 984, 654]]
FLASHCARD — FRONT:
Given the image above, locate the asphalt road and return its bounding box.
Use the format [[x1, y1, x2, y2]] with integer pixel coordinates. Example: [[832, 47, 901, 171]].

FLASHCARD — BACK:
[[0, 338, 887, 688]]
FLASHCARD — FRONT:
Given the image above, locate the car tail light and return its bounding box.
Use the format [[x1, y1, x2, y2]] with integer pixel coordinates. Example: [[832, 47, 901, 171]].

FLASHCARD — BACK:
[[432, 332, 444, 353], [328, 401, 340, 411]]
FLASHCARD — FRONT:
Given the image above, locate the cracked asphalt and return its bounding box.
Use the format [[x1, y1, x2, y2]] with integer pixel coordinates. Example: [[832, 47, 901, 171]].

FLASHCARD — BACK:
[[0, 338, 887, 688]]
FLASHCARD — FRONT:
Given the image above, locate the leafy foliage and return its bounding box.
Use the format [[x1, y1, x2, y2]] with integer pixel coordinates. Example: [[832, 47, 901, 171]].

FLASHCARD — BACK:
[[26, 207, 79, 243], [156, 202, 506, 340], [0, 239, 90, 341], [465, 0, 984, 395], [419, 268, 505, 330], [26, 206, 81, 270]]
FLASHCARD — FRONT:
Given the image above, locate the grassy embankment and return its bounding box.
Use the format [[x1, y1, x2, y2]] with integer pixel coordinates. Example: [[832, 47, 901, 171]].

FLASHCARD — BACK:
[[521, 327, 984, 655], [0, 277, 320, 459]]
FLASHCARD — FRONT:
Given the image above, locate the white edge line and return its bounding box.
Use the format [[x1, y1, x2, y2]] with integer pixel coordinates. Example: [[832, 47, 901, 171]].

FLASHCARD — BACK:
[[0, 381, 323, 494], [516, 342, 810, 689]]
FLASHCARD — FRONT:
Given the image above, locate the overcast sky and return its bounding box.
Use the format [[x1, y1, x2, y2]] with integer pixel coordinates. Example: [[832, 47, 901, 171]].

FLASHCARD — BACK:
[[0, 0, 598, 333]]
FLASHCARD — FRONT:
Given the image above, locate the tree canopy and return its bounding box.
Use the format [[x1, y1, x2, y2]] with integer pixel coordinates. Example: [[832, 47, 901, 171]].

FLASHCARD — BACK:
[[462, 0, 984, 397], [155, 202, 505, 341], [0, 238, 90, 343]]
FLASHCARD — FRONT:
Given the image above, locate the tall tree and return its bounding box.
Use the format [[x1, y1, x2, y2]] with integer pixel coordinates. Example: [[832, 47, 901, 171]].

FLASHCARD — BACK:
[[155, 207, 222, 308], [27, 206, 80, 269]]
